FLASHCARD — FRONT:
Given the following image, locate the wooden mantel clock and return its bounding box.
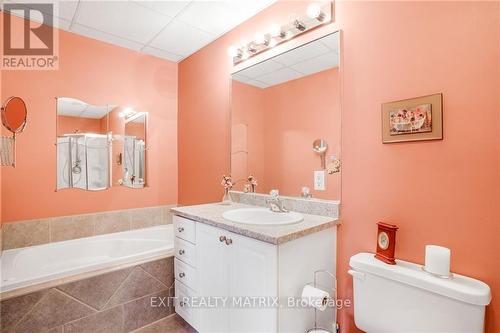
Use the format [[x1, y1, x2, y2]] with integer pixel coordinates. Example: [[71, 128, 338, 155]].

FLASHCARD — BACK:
[[375, 222, 398, 265]]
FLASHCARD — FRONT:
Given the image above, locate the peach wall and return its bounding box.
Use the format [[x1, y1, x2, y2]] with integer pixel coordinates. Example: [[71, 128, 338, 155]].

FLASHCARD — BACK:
[[57, 115, 103, 135], [232, 68, 341, 198], [179, 1, 499, 332], [262, 68, 341, 198], [231, 80, 266, 190], [2, 13, 178, 223]]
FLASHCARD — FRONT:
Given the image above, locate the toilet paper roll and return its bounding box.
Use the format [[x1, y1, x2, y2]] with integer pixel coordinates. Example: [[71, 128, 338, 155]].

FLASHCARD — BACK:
[[425, 245, 451, 277], [301, 285, 329, 311]]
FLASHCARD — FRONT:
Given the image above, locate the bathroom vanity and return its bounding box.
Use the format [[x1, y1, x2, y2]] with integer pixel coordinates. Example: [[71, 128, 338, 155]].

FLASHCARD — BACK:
[[171, 202, 339, 333]]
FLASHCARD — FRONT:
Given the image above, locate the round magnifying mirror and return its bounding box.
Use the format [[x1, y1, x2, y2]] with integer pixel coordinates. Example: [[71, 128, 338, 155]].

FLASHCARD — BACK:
[[312, 139, 328, 169], [1, 96, 27, 135]]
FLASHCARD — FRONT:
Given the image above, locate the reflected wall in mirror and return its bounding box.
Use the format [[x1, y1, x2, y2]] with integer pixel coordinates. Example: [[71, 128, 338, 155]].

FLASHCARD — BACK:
[[121, 112, 147, 189], [231, 31, 341, 200], [56, 97, 112, 191]]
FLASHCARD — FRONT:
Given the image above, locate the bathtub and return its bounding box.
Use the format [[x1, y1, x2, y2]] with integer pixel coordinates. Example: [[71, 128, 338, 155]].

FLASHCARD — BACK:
[[0, 225, 174, 295]]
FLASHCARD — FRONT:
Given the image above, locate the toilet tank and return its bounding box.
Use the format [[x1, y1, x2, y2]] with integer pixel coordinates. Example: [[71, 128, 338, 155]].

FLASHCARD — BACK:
[[348, 253, 491, 333]]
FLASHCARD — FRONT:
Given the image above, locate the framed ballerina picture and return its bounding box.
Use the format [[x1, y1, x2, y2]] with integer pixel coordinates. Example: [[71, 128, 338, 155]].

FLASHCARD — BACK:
[[382, 93, 443, 143]]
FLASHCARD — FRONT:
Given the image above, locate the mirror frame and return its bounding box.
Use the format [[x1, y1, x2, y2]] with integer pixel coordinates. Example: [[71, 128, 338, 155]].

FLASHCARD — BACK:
[[228, 28, 343, 199], [1, 96, 28, 135], [122, 111, 149, 189]]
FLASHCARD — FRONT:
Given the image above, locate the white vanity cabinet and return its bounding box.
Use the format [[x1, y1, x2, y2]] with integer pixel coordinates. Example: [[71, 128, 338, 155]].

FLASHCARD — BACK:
[[173, 214, 336, 333], [196, 222, 278, 333]]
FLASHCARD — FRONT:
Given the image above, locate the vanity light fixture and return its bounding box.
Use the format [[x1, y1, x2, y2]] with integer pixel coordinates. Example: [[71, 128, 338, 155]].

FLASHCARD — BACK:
[[254, 33, 269, 46], [227, 46, 240, 58], [228, 1, 332, 65], [307, 3, 326, 21], [269, 23, 284, 38], [119, 107, 136, 119], [293, 19, 307, 32]]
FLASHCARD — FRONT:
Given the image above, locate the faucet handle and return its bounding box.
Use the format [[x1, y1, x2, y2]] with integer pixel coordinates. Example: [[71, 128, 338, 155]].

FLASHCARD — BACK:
[[269, 189, 279, 198]]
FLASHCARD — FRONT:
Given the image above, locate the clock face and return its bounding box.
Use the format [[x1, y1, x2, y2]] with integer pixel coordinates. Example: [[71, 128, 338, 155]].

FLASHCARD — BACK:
[[378, 231, 390, 250]]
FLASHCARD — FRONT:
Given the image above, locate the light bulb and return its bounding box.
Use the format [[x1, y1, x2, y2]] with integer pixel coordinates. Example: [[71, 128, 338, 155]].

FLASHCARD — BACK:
[[269, 23, 282, 38], [254, 33, 266, 45], [307, 3, 321, 19], [227, 46, 239, 57]]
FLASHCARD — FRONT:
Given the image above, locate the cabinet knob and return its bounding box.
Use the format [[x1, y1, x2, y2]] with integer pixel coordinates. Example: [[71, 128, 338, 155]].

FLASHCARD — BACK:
[[178, 227, 184, 232], [219, 235, 227, 242], [178, 249, 185, 255], [225, 238, 233, 245], [179, 272, 185, 278]]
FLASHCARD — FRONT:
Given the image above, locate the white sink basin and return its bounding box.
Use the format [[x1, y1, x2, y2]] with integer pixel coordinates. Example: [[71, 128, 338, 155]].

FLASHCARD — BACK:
[[222, 208, 303, 226]]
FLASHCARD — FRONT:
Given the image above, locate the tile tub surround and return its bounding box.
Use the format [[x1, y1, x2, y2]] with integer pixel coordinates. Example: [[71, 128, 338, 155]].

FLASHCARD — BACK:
[[229, 191, 340, 218], [0, 257, 175, 333], [171, 202, 339, 245], [2, 205, 176, 251]]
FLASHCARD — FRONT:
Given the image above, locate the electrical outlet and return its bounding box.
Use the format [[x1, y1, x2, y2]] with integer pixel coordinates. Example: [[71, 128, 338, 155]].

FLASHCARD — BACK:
[[314, 170, 326, 190]]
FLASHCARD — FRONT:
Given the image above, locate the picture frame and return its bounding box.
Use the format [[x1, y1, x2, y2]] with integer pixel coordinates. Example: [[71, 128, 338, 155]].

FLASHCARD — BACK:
[[382, 93, 443, 143]]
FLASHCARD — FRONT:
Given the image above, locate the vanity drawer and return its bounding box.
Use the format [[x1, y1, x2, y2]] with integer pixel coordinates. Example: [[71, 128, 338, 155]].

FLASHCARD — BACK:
[[173, 215, 196, 243], [175, 257, 196, 291], [175, 237, 196, 267], [175, 280, 197, 328]]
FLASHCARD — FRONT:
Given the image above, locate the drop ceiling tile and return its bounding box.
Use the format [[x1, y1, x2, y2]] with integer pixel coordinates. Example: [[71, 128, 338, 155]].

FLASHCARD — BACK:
[[142, 46, 183, 62], [4, 0, 78, 21], [231, 73, 250, 82], [246, 79, 269, 89], [71, 23, 144, 52], [319, 32, 339, 51], [175, 1, 243, 36], [256, 67, 303, 86], [237, 60, 284, 80], [272, 41, 331, 67], [75, 1, 171, 44], [133, 0, 191, 18], [149, 20, 212, 56], [290, 52, 339, 75]]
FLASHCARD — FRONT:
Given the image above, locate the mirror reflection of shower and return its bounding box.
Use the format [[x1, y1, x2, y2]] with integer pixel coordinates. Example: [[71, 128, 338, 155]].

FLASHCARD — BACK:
[[121, 112, 147, 189], [57, 133, 111, 191], [56, 97, 113, 191]]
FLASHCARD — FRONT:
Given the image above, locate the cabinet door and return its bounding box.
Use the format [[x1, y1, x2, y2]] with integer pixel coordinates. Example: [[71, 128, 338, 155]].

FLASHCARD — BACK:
[[227, 231, 279, 333], [196, 223, 230, 333]]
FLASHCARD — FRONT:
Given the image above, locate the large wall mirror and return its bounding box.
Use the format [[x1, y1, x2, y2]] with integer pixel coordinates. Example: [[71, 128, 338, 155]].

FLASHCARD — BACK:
[[56, 97, 113, 191], [230, 31, 341, 200], [56, 98, 148, 191]]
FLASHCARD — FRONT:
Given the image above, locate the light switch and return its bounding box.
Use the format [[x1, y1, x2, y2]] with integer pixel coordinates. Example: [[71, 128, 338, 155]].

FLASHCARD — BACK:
[[314, 170, 326, 191]]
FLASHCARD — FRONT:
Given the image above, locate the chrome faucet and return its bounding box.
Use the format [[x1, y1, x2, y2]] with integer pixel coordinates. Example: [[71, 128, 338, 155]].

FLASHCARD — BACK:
[[266, 190, 289, 213]]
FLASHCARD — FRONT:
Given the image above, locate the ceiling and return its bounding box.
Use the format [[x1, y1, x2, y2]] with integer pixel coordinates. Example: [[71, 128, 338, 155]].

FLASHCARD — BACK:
[[57, 97, 110, 119], [3, 0, 276, 62], [232, 32, 339, 89]]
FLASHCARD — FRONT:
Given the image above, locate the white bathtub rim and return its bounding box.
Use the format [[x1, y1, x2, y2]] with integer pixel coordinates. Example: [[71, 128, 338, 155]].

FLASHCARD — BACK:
[[0, 251, 173, 301], [0, 225, 174, 300]]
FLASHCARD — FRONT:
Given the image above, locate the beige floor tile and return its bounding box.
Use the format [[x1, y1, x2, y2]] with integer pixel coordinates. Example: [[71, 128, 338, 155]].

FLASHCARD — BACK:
[[64, 305, 124, 333]]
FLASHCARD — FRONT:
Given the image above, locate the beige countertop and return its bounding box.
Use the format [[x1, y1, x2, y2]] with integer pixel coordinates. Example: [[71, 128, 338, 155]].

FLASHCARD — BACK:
[[171, 202, 339, 245]]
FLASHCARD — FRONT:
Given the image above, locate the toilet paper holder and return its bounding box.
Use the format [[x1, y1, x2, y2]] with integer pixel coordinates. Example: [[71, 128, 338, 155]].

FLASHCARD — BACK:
[[305, 269, 339, 333]]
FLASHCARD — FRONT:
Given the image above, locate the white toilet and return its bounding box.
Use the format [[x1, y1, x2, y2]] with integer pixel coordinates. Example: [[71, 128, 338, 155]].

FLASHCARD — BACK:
[[348, 253, 491, 333]]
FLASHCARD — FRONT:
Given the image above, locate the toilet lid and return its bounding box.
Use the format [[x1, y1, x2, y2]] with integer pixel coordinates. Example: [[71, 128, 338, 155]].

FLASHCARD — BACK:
[[349, 253, 491, 306]]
